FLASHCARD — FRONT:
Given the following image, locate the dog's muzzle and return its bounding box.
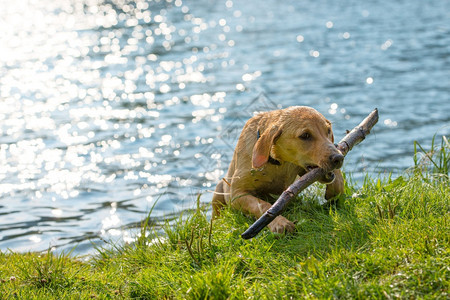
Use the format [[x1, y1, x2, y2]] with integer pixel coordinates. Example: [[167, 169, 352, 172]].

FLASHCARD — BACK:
[[329, 152, 344, 169]]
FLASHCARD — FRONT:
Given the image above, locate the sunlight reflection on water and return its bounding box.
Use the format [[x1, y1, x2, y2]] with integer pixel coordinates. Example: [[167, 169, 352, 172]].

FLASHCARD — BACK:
[[0, 0, 449, 254]]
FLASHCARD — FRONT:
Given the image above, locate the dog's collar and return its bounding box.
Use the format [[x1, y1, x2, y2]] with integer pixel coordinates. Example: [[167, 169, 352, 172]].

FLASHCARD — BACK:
[[256, 129, 281, 166], [267, 156, 281, 166]]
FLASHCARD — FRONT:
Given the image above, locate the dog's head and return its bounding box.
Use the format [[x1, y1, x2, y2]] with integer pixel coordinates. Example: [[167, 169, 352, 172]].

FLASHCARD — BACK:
[[252, 106, 344, 174]]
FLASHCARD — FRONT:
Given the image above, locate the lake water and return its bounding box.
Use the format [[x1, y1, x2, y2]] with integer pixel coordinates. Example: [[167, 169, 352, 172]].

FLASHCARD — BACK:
[[0, 0, 449, 254]]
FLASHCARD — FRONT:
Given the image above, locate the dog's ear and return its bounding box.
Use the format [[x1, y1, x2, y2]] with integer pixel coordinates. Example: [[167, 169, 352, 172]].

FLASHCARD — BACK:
[[252, 125, 282, 168], [327, 120, 335, 143]]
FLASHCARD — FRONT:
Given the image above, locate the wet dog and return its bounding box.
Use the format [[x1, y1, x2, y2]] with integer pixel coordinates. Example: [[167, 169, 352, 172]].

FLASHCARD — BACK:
[[212, 106, 344, 233]]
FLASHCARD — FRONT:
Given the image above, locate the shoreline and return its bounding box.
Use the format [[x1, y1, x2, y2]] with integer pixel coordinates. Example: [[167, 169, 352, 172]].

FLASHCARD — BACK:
[[1, 138, 448, 299]]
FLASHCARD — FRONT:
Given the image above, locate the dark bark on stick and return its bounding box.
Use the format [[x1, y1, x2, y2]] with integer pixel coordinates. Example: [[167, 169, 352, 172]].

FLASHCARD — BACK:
[[241, 108, 379, 239]]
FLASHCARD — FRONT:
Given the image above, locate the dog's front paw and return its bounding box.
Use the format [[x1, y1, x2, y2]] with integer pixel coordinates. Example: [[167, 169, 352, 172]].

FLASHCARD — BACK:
[[268, 216, 295, 234]]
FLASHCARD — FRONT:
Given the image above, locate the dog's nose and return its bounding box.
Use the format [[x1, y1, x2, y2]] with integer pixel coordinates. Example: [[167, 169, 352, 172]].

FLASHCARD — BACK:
[[329, 153, 344, 169]]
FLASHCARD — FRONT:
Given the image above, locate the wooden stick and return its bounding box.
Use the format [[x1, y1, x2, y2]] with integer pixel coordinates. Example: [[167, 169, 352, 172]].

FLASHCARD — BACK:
[[241, 108, 379, 239]]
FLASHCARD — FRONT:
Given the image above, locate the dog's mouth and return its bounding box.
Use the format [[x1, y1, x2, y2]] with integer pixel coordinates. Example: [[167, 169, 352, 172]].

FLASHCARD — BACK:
[[305, 164, 335, 182], [306, 165, 318, 172]]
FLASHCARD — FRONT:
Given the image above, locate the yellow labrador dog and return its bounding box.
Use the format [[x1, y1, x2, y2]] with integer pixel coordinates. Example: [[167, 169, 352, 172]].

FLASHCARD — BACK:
[[212, 106, 344, 233]]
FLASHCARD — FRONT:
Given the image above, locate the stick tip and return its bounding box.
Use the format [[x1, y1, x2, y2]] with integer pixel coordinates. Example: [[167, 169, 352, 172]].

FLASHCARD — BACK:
[[241, 231, 254, 240]]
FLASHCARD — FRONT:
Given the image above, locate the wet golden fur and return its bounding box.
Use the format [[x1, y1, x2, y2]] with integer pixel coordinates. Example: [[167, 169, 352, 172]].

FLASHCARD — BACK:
[[212, 106, 344, 233]]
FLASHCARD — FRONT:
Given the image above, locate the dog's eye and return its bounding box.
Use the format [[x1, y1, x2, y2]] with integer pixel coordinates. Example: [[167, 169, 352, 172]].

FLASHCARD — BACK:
[[299, 132, 311, 140], [328, 128, 331, 135]]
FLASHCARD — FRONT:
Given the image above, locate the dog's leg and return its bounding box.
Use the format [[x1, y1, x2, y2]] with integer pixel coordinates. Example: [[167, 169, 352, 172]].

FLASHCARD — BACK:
[[325, 169, 345, 200], [231, 193, 295, 234], [212, 180, 226, 217]]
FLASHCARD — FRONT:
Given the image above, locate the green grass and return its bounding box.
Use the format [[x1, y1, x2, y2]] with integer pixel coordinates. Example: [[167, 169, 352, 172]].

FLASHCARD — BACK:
[[1, 137, 449, 299]]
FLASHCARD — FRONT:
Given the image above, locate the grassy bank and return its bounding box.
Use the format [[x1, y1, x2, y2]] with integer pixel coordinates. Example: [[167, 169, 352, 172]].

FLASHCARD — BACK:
[[1, 138, 449, 299]]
